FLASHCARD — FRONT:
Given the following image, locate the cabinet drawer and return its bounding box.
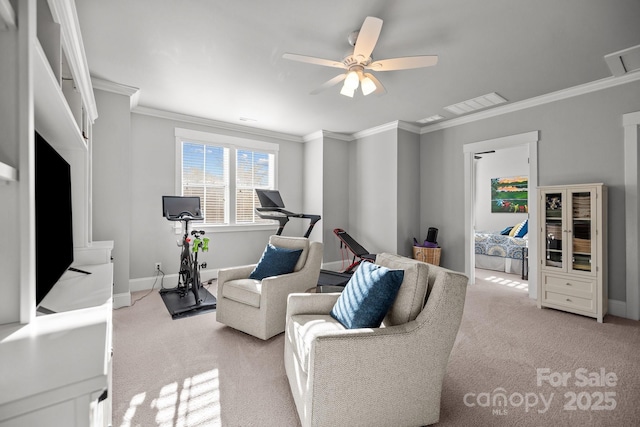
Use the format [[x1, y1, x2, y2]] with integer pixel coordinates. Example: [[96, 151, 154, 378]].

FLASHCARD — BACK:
[[543, 290, 595, 313], [542, 274, 594, 297]]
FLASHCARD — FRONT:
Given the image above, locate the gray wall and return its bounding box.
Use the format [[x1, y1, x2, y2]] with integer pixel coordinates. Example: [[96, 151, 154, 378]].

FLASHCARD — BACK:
[[349, 129, 398, 254], [320, 136, 350, 263], [302, 136, 323, 243], [127, 113, 305, 280], [420, 80, 640, 301], [397, 129, 421, 257], [92, 89, 132, 296]]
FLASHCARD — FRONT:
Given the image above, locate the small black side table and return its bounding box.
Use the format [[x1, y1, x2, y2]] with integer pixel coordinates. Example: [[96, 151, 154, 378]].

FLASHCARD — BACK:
[[522, 247, 529, 280]]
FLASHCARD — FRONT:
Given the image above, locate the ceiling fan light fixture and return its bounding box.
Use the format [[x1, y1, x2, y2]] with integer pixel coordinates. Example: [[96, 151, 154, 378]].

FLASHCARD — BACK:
[[340, 84, 355, 97], [361, 76, 376, 96], [344, 70, 360, 90]]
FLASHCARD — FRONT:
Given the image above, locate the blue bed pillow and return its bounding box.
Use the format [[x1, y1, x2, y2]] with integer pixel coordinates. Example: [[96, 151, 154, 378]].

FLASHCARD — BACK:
[[500, 226, 514, 235], [249, 243, 303, 280], [330, 262, 404, 329]]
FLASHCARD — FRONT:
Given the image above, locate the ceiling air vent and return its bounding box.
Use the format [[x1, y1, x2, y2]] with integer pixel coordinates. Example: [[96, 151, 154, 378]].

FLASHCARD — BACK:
[[605, 44, 640, 77], [444, 92, 507, 116]]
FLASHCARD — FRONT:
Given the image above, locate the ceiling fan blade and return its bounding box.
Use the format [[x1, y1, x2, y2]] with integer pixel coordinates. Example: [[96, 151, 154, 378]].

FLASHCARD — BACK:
[[364, 73, 386, 95], [310, 73, 347, 95], [367, 55, 438, 71], [353, 16, 383, 61], [283, 53, 346, 69]]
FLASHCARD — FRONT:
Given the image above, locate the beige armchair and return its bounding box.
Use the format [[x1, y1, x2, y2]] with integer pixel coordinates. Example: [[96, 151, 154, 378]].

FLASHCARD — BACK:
[[284, 253, 468, 427], [216, 235, 323, 340]]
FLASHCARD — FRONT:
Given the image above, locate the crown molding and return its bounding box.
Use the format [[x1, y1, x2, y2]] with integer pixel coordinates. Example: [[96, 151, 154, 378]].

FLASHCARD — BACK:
[[302, 130, 353, 142], [132, 106, 305, 143], [421, 72, 640, 134], [91, 77, 140, 109]]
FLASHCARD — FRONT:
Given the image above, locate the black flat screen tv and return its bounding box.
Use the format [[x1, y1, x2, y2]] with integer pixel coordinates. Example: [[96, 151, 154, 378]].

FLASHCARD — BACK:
[[35, 131, 74, 307]]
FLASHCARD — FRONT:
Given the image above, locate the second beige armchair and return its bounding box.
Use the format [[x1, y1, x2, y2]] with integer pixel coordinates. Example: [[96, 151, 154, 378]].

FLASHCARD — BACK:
[[216, 235, 323, 340]]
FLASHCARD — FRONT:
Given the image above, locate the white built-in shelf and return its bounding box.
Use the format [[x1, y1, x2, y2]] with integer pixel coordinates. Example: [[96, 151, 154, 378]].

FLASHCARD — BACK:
[[0, 263, 113, 422], [0, 161, 17, 182], [0, 0, 16, 30], [34, 40, 87, 153]]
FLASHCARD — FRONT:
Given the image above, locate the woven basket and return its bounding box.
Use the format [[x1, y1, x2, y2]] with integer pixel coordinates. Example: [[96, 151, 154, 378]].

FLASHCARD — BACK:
[[413, 246, 441, 266]]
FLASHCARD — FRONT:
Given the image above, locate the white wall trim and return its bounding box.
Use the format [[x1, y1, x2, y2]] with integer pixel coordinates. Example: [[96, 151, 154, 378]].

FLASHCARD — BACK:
[[133, 105, 304, 143], [175, 126, 280, 152], [608, 299, 628, 319], [302, 130, 352, 143], [113, 292, 131, 309], [91, 77, 140, 109], [129, 268, 219, 294], [464, 131, 539, 301], [623, 110, 640, 320], [422, 73, 640, 134]]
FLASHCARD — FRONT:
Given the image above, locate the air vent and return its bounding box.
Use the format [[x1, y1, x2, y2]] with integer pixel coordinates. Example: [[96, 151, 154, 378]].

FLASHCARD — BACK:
[[444, 92, 507, 116], [605, 44, 640, 77], [416, 114, 445, 124]]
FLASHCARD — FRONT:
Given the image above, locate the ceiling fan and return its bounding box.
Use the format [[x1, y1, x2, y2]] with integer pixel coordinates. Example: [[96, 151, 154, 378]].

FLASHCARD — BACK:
[[283, 16, 438, 97]]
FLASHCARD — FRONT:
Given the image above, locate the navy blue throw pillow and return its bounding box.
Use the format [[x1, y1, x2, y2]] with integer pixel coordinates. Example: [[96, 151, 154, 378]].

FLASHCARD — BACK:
[[249, 244, 303, 280], [330, 262, 404, 329], [500, 226, 514, 235]]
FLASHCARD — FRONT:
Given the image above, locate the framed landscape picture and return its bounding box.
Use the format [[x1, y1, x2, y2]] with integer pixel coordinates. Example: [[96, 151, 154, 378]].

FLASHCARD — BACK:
[[491, 176, 528, 213]]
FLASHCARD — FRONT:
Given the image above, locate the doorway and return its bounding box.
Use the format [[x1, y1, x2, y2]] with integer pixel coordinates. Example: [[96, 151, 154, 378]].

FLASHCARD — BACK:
[[463, 131, 539, 300]]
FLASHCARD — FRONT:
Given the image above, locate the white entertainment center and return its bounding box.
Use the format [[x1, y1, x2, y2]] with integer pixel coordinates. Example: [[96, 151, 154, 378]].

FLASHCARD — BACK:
[[0, 1, 114, 426]]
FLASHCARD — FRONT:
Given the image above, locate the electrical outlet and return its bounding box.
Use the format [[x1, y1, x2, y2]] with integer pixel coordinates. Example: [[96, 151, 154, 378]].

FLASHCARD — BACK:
[[155, 262, 161, 272]]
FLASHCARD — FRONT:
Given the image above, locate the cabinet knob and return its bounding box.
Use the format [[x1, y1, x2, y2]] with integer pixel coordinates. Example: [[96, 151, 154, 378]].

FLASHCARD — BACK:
[[566, 298, 572, 302], [566, 282, 571, 286]]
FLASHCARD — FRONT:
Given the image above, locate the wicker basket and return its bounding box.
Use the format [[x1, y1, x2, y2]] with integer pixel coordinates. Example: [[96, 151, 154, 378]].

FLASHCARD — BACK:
[[413, 246, 441, 266]]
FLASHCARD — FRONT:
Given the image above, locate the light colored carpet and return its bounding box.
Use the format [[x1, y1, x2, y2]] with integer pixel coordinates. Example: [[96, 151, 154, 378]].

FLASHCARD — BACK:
[[112, 276, 640, 426]]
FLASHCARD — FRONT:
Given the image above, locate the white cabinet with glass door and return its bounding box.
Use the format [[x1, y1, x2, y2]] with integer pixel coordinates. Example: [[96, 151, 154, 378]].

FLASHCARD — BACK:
[[537, 184, 607, 322]]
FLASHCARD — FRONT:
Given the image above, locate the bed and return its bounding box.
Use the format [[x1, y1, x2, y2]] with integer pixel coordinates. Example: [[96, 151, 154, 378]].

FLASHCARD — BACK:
[[474, 231, 528, 275]]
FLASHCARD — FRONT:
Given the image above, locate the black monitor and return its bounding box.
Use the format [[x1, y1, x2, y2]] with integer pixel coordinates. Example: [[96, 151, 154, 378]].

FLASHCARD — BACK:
[[162, 196, 202, 219], [256, 189, 285, 209]]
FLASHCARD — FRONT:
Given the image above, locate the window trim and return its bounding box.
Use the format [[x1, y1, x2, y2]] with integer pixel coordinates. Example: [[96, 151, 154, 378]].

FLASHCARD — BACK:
[[175, 127, 279, 230]]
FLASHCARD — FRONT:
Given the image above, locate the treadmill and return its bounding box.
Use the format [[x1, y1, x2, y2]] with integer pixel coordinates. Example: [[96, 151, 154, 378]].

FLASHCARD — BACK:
[[255, 190, 352, 290]]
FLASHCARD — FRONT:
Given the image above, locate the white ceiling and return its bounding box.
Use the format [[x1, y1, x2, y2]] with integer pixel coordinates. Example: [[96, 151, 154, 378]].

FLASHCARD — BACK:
[[75, 0, 640, 137]]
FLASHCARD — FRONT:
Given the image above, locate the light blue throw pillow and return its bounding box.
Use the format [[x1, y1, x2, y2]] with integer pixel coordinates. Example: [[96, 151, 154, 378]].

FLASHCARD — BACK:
[[330, 262, 404, 329], [249, 243, 303, 280]]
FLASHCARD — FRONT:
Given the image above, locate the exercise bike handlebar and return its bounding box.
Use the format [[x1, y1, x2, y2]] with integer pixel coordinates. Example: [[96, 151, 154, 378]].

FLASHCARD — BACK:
[[165, 210, 204, 221]]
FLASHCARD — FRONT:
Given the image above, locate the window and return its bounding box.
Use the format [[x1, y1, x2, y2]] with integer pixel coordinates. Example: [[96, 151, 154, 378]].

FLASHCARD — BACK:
[[176, 128, 278, 227]]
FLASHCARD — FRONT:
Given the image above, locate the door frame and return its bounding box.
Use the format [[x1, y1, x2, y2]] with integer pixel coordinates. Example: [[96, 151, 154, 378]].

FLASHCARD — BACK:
[[463, 131, 539, 299]]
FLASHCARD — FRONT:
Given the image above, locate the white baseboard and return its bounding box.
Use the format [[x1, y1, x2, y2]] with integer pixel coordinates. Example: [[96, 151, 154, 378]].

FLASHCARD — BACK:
[[128, 268, 219, 294], [608, 299, 627, 318], [113, 292, 131, 309]]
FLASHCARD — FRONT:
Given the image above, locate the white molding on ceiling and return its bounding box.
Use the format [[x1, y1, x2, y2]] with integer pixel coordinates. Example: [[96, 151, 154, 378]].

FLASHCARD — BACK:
[[0, 0, 16, 29], [47, 0, 98, 123], [421, 71, 640, 134], [302, 130, 352, 143], [91, 77, 140, 110], [132, 105, 305, 143], [352, 120, 420, 139]]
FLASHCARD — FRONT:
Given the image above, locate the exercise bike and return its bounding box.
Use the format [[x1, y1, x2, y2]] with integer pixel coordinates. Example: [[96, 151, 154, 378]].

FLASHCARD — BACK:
[[160, 196, 216, 317]]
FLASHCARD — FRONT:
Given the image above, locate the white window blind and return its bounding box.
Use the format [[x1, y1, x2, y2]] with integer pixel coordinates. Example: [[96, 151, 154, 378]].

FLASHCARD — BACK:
[[236, 149, 275, 223], [182, 142, 229, 224], [176, 128, 278, 227]]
